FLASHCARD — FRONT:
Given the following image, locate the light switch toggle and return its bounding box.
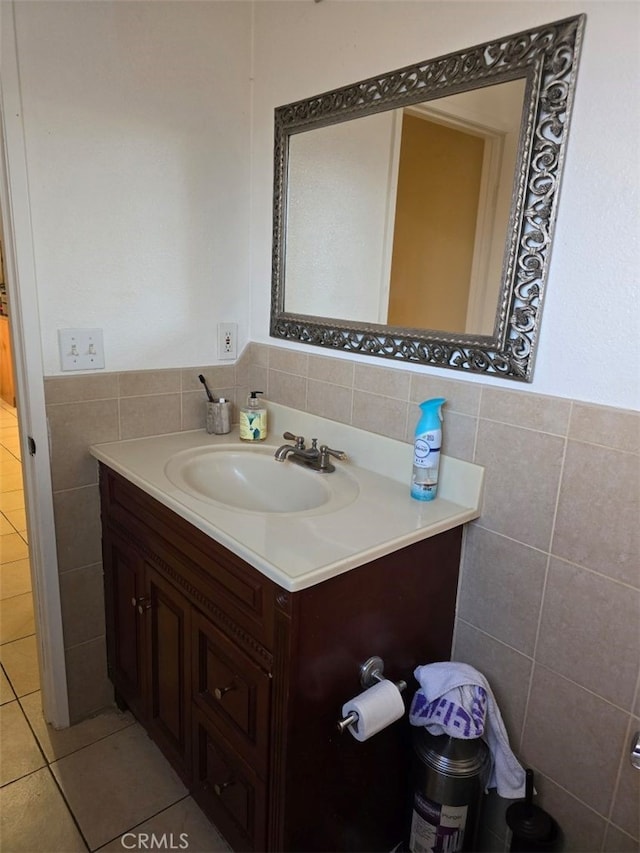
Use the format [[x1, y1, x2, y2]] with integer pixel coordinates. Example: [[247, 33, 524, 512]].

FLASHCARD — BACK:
[[58, 329, 105, 371]]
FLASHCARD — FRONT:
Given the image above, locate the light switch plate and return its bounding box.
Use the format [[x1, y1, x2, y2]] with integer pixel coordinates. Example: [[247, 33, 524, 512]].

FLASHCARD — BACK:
[[58, 328, 105, 371]]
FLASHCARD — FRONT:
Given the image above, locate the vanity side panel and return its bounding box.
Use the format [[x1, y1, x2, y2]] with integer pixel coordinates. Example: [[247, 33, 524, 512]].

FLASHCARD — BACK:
[[281, 527, 462, 852], [267, 589, 298, 852]]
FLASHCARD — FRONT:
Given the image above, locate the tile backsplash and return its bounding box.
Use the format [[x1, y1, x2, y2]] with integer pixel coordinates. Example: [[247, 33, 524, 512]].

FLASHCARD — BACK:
[[44, 343, 639, 852]]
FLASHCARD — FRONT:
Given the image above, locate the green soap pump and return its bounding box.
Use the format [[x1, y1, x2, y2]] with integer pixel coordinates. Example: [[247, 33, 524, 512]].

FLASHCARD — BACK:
[[411, 397, 446, 501], [239, 390, 267, 441]]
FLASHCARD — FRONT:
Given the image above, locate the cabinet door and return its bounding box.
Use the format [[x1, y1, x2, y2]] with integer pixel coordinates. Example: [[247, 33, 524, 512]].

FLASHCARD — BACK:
[[102, 528, 147, 720], [145, 565, 192, 783]]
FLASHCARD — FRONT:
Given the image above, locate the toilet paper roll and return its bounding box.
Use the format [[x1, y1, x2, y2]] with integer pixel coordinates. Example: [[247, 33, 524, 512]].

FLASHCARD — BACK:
[[341, 680, 405, 742]]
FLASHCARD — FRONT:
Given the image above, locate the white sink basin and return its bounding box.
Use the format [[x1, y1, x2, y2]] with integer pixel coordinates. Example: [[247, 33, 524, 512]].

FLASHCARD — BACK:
[[164, 445, 359, 515]]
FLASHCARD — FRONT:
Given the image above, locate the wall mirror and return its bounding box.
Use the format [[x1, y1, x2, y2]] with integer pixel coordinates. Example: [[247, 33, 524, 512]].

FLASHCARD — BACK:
[[271, 15, 585, 381]]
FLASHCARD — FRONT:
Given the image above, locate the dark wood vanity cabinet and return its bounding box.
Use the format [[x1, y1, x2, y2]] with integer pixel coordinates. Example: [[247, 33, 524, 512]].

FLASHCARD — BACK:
[[99, 464, 463, 852]]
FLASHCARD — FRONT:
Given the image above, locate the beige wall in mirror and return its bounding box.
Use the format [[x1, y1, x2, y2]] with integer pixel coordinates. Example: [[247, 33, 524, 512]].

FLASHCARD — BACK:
[[284, 78, 526, 337]]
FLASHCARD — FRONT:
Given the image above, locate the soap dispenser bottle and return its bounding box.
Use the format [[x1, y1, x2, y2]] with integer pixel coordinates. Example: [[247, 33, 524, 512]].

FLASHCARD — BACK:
[[411, 397, 446, 501], [239, 391, 267, 441]]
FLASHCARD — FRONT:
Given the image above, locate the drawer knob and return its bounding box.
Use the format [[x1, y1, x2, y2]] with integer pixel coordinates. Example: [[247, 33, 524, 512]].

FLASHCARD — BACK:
[[213, 779, 234, 796], [214, 682, 237, 701]]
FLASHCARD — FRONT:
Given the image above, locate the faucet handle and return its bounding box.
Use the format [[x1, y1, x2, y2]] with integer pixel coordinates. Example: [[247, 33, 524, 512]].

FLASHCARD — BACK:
[[318, 445, 347, 472], [282, 431, 305, 449], [320, 445, 347, 461]]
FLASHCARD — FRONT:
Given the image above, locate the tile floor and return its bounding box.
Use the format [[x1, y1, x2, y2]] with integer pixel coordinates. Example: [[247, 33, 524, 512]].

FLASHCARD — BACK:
[[0, 400, 230, 852]]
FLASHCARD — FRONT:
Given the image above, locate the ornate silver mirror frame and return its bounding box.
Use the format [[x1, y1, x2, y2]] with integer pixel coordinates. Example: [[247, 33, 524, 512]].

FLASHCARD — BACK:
[[271, 15, 585, 381]]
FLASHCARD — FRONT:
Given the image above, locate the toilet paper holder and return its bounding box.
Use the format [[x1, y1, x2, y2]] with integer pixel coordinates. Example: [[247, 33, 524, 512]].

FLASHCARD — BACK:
[[337, 656, 407, 734]]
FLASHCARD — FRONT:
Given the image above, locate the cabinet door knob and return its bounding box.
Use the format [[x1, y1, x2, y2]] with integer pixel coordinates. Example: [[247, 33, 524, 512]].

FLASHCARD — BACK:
[[136, 597, 152, 614], [213, 779, 234, 796], [214, 682, 237, 701]]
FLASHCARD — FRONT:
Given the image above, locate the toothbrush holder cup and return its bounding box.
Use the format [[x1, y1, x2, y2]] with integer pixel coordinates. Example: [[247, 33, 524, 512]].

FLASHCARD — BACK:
[[206, 400, 231, 435]]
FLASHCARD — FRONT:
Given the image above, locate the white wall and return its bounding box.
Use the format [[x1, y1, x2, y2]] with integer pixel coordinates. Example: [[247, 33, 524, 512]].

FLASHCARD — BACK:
[[9, 0, 639, 409], [250, 0, 640, 411], [13, 0, 252, 373]]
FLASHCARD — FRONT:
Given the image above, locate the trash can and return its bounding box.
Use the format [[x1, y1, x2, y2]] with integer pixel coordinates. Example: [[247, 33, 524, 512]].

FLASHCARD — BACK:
[[408, 729, 489, 853]]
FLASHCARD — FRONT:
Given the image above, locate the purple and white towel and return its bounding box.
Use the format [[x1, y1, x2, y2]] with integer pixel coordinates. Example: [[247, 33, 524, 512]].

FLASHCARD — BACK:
[[409, 661, 526, 799]]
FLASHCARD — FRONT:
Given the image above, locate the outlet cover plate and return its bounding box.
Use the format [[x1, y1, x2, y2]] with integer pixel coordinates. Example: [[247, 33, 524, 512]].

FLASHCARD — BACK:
[[217, 322, 237, 360]]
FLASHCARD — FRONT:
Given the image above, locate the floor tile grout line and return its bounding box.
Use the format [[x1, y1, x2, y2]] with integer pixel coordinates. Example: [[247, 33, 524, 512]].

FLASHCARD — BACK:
[[0, 632, 36, 648], [0, 763, 48, 791], [0, 694, 49, 792], [10, 689, 92, 850], [0, 553, 31, 566], [49, 723, 194, 853], [0, 509, 27, 529], [40, 716, 138, 767], [4, 685, 39, 702], [10, 695, 50, 764], [0, 634, 40, 684], [0, 755, 204, 853], [10, 671, 137, 766], [13, 676, 137, 765], [44, 763, 92, 851], [0, 660, 17, 703], [0, 590, 34, 606], [93, 793, 193, 852], [3, 619, 213, 851]]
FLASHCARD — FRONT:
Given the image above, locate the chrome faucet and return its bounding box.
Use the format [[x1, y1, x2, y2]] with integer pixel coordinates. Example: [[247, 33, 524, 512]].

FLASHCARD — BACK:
[[274, 432, 347, 473]]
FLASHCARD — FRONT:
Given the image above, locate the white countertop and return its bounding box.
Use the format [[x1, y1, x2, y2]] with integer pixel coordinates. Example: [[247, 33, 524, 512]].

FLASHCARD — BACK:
[[90, 404, 484, 592]]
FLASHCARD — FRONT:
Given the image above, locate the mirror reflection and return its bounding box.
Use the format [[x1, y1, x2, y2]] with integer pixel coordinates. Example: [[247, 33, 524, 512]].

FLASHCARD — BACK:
[[285, 79, 526, 336]]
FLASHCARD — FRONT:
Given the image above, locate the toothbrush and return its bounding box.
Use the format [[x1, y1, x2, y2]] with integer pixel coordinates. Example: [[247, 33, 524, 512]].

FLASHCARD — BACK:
[[198, 374, 215, 403]]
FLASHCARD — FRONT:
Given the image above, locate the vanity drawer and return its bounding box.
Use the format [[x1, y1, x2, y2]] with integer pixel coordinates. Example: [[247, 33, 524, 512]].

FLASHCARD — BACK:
[[192, 707, 267, 853], [192, 607, 271, 776]]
